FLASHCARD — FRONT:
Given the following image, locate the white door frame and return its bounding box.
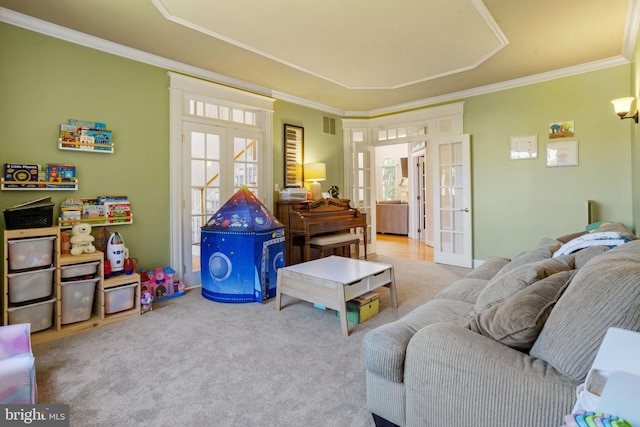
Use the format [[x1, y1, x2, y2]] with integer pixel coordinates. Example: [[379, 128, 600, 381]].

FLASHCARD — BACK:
[[343, 102, 467, 262], [168, 73, 274, 285]]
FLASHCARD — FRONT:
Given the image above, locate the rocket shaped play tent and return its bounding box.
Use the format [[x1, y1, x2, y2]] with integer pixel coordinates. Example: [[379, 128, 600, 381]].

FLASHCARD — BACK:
[[200, 187, 285, 303]]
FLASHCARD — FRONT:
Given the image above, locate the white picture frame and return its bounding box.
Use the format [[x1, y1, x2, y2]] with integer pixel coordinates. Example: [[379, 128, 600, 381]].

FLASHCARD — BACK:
[[547, 140, 578, 167], [510, 135, 538, 160]]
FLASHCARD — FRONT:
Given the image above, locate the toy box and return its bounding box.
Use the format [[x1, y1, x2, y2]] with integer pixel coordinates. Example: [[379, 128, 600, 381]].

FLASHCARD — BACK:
[[7, 236, 55, 270], [336, 292, 380, 324], [60, 260, 100, 280], [104, 282, 137, 314], [7, 297, 56, 332], [61, 277, 98, 324], [7, 266, 55, 303]]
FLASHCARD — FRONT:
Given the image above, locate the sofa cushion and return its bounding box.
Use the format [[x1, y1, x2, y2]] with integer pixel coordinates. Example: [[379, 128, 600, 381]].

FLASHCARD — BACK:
[[474, 255, 575, 313], [468, 270, 576, 351], [494, 238, 562, 277], [435, 278, 488, 304], [530, 240, 640, 381], [363, 299, 473, 383], [464, 256, 511, 281], [573, 245, 610, 269]]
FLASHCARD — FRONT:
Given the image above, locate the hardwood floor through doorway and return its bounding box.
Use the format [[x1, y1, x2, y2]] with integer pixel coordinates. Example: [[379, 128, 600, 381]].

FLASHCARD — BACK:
[[375, 234, 434, 262]]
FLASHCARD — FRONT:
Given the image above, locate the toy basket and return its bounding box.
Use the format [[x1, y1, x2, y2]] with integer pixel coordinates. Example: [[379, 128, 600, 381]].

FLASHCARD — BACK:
[[3, 198, 54, 230]]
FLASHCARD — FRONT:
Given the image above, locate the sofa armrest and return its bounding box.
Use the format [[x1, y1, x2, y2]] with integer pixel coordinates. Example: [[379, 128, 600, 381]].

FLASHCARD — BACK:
[[404, 323, 577, 427]]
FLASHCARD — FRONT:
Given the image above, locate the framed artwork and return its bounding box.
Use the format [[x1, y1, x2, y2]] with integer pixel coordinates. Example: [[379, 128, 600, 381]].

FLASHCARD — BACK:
[[510, 135, 538, 159], [548, 120, 575, 139], [547, 140, 578, 167], [284, 124, 304, 187]]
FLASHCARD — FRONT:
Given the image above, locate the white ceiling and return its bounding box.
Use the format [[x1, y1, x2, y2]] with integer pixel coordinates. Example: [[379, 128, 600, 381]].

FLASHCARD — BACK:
[[0, 0, 637, 115]]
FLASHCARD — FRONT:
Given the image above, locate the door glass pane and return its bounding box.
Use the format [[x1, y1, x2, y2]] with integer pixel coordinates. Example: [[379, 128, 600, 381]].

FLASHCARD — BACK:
[[191, 132, 205, 157], [452, 141, 462, 164], [191, 130, 221, 274], [191, 160, 205, 186], [439, 144, 451, 165]]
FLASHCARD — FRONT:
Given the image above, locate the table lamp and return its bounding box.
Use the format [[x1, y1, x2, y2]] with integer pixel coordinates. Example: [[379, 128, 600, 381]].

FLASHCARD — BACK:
[[304, 163, 326, 200]]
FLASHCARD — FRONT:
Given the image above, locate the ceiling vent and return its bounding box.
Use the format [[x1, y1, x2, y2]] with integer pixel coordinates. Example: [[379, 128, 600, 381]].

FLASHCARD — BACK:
[[322, 116, 336, 136]]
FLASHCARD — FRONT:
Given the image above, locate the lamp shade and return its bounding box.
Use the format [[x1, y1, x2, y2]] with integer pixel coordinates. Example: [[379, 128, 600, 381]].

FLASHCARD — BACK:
[[304, 163, 326, 182], [611, 97, 635, 117]]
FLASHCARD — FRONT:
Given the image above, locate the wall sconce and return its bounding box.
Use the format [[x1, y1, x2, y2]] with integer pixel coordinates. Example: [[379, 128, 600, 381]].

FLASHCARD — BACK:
[[611, 97, 638, 123], [304, 163, 326, 200]]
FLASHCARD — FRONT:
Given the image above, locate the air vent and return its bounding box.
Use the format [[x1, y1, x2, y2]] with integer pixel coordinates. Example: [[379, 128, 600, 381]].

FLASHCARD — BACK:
[[322, 116, 336, 135]]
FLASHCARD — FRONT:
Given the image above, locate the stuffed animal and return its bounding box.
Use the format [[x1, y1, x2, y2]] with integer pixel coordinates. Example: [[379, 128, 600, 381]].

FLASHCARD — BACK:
[[141, 292, 154, 313], [70, 223, 96, 255]]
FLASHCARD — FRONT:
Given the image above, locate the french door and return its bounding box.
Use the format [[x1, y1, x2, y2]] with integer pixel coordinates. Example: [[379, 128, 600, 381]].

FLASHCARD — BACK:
[[432, 134, 473, 268], [181, 121, 262, 286]]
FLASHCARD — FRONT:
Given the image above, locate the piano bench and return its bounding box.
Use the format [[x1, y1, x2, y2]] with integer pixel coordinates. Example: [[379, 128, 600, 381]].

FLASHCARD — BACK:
[[309, 233, 361, 259]]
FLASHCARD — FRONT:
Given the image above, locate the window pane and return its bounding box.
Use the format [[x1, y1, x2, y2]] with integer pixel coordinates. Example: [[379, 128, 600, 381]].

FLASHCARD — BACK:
[[206, 134, 220, 160], [191, 132, 205, 158], [191, 159, 205, 186]]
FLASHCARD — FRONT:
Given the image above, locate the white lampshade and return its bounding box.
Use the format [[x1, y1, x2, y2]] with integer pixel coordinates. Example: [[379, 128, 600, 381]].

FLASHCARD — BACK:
[[304, 163, 326, 182], [611, 97, 635, 117], [304, 163, 326, 200]]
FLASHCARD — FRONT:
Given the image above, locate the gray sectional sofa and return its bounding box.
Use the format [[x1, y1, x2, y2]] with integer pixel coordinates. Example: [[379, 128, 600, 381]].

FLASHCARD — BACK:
[[363, 224, 640, 427]]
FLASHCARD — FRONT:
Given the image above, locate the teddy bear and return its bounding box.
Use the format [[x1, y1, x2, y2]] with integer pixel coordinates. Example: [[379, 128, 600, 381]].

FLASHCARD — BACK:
[[70, 223, 96, 255]]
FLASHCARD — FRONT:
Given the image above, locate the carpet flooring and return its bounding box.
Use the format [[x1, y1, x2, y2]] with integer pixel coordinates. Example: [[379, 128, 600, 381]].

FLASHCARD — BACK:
[[32, 255, 469, 427]]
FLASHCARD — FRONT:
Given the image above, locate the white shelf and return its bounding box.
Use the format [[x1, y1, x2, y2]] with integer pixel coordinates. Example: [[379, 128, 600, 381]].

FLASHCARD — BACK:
[[1, 179, 78, 191], [58, 215, 133, 229]]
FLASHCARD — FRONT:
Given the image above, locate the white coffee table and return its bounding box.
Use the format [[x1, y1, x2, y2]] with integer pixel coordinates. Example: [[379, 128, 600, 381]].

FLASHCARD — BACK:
[[275, 256, 397, 336]]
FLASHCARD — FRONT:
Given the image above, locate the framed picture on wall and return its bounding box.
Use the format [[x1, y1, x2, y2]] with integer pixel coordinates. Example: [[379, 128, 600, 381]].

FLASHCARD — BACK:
[[284, 124, 304, 187], [546, 140, 578, 167]]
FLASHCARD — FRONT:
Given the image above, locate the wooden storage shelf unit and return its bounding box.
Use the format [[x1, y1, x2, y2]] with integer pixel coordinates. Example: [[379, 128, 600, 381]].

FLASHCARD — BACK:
[[2, 227, 140, 345]]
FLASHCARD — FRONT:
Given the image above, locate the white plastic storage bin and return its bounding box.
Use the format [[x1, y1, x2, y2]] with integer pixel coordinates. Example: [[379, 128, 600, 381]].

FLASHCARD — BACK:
[[104, 282, 137, 314], [7, 266, 55, 303], [8, 236, 56, 271], [61, 277, 98, 324], [60, 261, 100, 280], [7, 297, 56, 332]]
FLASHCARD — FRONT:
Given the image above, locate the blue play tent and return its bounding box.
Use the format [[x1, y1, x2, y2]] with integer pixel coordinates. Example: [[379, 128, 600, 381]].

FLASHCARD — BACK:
[[200, 187, 285, 303]]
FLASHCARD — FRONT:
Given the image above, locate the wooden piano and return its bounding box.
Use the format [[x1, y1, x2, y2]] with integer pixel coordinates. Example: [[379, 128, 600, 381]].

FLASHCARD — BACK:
[[276, 198, 367, 265]]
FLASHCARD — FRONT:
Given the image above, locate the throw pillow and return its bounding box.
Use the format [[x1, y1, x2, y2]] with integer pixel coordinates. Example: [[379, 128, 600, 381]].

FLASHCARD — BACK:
[[494, 237, 562, 277], [468, 270, 576, 352], [474, 254, 575, 313]]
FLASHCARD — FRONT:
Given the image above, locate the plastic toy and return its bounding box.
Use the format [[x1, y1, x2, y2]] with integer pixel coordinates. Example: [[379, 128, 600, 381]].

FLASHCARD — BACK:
[[70, 223, 96, 255], [106, 232, 127, 272], [140, 292, 153, 313]]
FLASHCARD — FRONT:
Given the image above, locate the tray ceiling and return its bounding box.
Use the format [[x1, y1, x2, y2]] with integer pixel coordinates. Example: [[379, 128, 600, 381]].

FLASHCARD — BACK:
[[0, 0, 635, 114]]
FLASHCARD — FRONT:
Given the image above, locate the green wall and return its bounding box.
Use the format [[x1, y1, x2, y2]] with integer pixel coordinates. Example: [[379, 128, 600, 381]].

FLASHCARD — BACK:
[[273, 101, 344, 203], [0, 23, 170, 269], [465, 66, 633, 259], [1, 21, 638, 267]]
